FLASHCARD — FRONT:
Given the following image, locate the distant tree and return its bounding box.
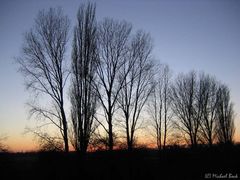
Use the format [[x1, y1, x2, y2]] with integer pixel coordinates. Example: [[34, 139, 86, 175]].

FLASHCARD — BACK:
[[70, 3, 98, 154], [215, 84, 235, 144], [24, 127, 63, 152], [0, 134, 8, 152], [118, 31, 154, 150], [171, 71, 236, 147], [17, 8, 70, 152], [148, 64, 172, 150], [171, 71, 201, 148], [95, 18, 132, 150], [90, 131, 119, 151]]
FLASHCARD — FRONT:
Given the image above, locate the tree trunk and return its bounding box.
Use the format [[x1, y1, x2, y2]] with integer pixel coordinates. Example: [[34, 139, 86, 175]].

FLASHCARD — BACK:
[[163, 112, 167, 149], [126, 117, 131, 151], [108, 113, 113, 151], [208, 132, 212, 147], [61, 109, 69, 152], [128, 130, 134, 151], [158, 125, 162, 150], [128, 139, 133, 151]]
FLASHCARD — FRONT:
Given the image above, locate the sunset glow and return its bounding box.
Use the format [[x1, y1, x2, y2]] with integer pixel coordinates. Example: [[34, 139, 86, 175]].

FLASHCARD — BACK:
[[1, 0, 240, 152]]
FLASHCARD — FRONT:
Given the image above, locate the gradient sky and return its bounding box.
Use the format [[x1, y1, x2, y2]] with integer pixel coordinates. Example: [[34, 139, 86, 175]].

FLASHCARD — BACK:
[[0, 0, 240, 152]]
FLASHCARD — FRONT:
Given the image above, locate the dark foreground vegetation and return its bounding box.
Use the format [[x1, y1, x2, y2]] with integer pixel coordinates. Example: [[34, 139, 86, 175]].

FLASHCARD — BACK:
[[1, 145, 239, 180]]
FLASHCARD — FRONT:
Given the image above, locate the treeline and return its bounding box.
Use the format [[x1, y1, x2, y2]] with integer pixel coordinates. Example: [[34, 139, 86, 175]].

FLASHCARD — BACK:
[[17, 3, 235, 153]]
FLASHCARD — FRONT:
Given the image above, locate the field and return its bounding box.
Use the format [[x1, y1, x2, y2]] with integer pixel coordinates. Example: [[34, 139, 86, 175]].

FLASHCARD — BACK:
[[0, 145, 239, 180]]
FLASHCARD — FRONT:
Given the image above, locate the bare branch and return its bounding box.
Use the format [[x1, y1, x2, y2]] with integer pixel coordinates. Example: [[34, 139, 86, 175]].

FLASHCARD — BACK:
[[17, 7, 70, 152]]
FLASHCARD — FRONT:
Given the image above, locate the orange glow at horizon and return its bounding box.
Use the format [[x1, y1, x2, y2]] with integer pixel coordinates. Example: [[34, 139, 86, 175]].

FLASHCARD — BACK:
[[4, 130, 240, 152], [5, 134, 240, 152]]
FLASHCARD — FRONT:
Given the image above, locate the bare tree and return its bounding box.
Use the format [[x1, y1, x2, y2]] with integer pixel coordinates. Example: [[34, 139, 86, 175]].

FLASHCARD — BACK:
[[171, 71, 201, 148], [118, 31, 154, 150], [171, 71, 235, 147], [148, 64, 172, 150], [162, 65, 172, 149], [70, 3, 98, 153], [17, 8, 70, 152], [215, 84, 235, 144], [95, 18, 132, 150], [198, 74, 218, 146], [148, 80, 163, 149]]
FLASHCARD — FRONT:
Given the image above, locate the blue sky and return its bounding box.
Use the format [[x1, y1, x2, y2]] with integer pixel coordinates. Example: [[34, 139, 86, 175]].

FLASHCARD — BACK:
[[0, 0, 240, 151]]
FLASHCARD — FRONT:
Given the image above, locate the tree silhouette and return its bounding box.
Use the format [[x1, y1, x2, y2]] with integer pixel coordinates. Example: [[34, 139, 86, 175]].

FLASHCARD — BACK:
[[70, 3, 98, 154], [118, 31, 154, 150], [148, 64, 172, 150], [216, 84, 235, 144], [95, 18, 132, 150], [15, 3, 237, 153], [17, 8, 70, 152], [198, 74, 218, 146], [171, 71, 201, 147], [0, 134, 8, 152], [171, 71, 236, 147]]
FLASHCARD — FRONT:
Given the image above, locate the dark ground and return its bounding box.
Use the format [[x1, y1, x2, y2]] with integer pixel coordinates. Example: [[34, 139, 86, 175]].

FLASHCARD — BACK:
[[0, 145, 240, 180]]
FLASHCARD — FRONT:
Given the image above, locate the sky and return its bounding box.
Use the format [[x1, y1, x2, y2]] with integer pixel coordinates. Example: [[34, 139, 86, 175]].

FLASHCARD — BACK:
[[0, 0, 240, 152]]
